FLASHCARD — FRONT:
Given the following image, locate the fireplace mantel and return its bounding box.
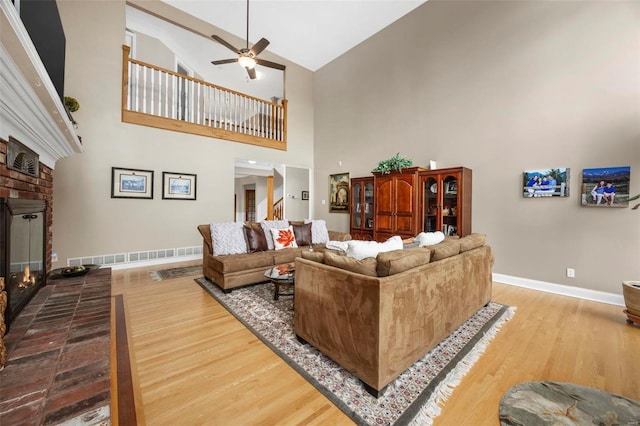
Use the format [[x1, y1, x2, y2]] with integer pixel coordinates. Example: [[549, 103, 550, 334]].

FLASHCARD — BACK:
[[0, 0, 82, 168]]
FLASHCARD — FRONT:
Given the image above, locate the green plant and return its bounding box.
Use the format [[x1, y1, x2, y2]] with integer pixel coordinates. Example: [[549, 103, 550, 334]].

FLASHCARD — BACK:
[[64, 96, 80, 113], [372, 153, 414, 174]]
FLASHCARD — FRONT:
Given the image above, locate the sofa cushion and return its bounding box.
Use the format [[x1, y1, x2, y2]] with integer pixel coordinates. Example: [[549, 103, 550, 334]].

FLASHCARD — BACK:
[[346, 236, 403, 260], [209, 251, 274, 273], [270, 226, 299, 250], [261, 220, 290, 250], [292, 222, 313, 246], [301, 250, 324, 263], [304, 219, 330, 244], [376, 247, 431, 277], [430, 240, 461, 261], [324, 250, 378, 277], [243, 225, 268, 253], [210, 222, 247, 255], [459, 233, 486, 252], [273, 247, 304, 264]]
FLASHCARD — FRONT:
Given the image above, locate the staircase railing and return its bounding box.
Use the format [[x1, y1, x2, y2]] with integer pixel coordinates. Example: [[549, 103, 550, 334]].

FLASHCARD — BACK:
[[273, 197, 284, 220], [121, 45, 287, 150]]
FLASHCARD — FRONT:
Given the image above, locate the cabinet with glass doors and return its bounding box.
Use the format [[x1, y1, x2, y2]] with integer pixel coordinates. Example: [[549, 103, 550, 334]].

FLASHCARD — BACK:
[[420, 167, 472, 237], [350, 177, 375, 240]]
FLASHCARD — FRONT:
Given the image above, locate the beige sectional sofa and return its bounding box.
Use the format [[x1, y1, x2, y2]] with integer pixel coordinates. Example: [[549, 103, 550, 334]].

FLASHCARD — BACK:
[[293, 234, 493, 397], [197, 223, 351, 292]]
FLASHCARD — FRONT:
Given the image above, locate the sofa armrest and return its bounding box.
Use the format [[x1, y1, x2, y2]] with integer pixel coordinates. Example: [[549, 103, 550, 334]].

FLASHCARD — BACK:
[[328, 230, 352, 241], [197, 224, 213, 256]]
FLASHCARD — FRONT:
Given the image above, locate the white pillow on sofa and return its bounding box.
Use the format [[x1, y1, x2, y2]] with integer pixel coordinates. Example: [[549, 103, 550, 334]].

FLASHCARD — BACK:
[[346, 236, 403, 260], [260, 220, 290, 250], [270, 226, 299, 250], [210, 222, 247, 255], [415, 231, 445, 247], [304, 219, 330, 244]]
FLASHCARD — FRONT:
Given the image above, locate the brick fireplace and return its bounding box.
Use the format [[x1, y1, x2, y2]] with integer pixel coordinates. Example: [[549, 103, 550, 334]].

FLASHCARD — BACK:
[[0, 138, 54, 327]]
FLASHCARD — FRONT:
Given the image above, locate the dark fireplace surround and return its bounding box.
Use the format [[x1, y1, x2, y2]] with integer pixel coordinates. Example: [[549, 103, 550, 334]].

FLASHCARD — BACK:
[[0, 138, 53, 328]]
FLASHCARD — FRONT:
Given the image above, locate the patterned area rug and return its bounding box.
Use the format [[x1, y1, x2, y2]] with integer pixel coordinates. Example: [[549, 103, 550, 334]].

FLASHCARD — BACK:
[[195, 277, 516, 425], [149, 265, 201, 281]]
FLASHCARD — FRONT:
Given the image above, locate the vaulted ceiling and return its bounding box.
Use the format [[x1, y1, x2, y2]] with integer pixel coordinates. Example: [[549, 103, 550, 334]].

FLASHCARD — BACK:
[[163, 0, 427, 71]]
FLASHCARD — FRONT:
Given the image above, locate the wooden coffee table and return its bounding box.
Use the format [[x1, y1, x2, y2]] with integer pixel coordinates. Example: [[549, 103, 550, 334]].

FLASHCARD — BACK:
[[264, 263, 295, 300]]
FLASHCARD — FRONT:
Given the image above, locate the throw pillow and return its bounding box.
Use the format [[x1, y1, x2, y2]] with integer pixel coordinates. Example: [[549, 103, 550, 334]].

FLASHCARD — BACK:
[[415, 231, 445, 247], [324, 250, 378, 277], [291, 222, 313, 246], [243, 225, 268, 253], [346, 235, 403, 260], [377, 247, 431, 277], [304, 219, 330, 244], [210, 222, 248, 255], [260, 220, 290, 250], [270, 226, 299, 250]]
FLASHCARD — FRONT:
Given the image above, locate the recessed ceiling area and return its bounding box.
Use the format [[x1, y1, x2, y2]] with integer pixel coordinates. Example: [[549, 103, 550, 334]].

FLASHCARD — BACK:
[[162, 0, 427, 71]]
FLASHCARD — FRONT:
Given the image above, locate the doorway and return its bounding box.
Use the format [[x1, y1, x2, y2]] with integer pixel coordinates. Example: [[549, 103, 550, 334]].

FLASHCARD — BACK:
[[245, 190, 256, 222]]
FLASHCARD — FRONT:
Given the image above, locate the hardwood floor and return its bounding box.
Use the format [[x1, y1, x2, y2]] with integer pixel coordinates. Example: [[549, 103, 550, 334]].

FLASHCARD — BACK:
[[112, 261, 640, 425]]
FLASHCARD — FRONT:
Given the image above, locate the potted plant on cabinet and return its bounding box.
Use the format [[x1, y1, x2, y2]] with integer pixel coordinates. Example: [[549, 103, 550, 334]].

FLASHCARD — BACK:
[[371, 153, 413, 174]]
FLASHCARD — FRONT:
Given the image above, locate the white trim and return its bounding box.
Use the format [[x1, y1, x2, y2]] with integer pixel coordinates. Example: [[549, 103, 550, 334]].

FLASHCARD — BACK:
[[109, 254, 201, 271], [493, 273, 624, 306], [0, 0, 82, 168]]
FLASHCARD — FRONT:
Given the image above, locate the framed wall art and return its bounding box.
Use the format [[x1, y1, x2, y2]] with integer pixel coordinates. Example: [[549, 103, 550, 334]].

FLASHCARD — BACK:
[[523, 168, 570, 198], [162, 172, 197, 200], [302, 190, 309, 200], [329, 172, 350, 213], [581, 166, 630, 207], [111, 167, 154, 199]]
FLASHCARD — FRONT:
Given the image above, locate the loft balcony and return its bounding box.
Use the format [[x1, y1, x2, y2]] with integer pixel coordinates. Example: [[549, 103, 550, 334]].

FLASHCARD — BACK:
[[120, 45, 287, 150]]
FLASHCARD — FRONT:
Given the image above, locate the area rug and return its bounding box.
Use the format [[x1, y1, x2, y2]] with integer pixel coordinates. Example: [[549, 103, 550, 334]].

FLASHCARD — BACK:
[[195, 277, 516, 425], [149, 265, 201, 281], [500, 381, 640, 425]]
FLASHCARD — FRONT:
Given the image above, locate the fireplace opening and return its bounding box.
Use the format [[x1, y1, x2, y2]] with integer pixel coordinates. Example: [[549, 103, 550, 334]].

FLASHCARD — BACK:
[[0, 198, 47, 328]]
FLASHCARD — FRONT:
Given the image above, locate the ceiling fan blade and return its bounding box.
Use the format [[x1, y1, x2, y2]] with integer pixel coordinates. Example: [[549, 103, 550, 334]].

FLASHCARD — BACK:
[[250, 38, 270, 56], [246, 67, 257, 80], [211, 58, 239, 66], [255, 58, 286, 71], [211, 35, 240, 54]]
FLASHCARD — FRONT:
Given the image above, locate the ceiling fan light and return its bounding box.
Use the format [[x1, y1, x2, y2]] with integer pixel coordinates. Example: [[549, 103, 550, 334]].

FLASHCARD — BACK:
[[238, 56, 256, 69]]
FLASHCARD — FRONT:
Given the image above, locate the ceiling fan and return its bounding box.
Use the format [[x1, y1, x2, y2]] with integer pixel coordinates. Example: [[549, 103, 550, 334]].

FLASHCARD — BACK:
[[211, 0, 286, 79]]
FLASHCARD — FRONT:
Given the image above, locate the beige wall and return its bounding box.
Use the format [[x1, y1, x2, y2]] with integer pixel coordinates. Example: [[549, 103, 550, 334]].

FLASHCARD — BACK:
[[52, 0, 315, 265], [314, 1, 640, 294]]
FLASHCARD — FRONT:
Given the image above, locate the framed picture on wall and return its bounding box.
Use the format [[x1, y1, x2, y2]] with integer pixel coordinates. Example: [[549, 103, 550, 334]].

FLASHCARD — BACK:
[[111, 167, 154, 199], [523, 168, 570, 198], [162, 172, 197, 200], [302, 190, 309, 200], [581, 166, 630, 207], [329, 172, 350, 213]]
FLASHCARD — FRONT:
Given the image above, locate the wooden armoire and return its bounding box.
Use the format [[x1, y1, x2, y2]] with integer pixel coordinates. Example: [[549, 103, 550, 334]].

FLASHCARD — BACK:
[[372, 167, 427, 241]]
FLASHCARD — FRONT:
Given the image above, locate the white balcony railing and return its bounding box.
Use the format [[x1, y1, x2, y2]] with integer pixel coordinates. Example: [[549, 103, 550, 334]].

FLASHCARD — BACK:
[[121, 45, 287, 149]]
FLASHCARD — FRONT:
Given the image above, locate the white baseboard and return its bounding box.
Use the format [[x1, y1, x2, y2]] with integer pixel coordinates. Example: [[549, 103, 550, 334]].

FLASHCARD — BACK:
[[493, 273, 624, 307], [108, 254, 201, 271]]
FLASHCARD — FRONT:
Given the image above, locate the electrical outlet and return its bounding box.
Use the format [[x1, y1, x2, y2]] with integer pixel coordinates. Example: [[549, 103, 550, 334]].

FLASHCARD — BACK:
[[566, 268, 575, 278], [51, 252, 58, 263]]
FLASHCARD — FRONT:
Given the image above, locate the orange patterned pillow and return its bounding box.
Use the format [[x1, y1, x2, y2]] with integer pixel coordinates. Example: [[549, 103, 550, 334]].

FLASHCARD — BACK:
[[270, 226, 299, 250]]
